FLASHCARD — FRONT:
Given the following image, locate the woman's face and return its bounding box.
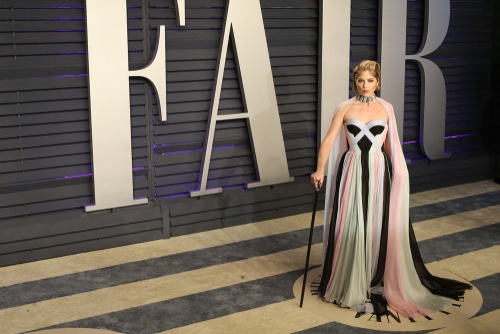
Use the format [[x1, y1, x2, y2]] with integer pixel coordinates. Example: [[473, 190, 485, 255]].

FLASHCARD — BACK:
[[355, 70, 379, 96]]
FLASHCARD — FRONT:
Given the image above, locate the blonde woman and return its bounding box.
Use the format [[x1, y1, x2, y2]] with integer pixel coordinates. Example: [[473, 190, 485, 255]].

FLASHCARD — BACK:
[[310, 60, 471, 318]]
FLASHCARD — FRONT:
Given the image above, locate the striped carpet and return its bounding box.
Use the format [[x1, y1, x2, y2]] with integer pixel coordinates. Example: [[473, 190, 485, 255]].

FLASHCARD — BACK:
[[0, 180, 498, 334]]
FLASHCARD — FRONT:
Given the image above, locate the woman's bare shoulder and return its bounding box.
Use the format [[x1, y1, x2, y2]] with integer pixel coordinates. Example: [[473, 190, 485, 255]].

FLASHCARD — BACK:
[[333, 104, 351, 123], [335, 98, 355, 119]]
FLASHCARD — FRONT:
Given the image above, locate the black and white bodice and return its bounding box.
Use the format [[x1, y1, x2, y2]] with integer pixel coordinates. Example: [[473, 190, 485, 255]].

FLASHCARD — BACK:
[[345, 118, 387, 153]]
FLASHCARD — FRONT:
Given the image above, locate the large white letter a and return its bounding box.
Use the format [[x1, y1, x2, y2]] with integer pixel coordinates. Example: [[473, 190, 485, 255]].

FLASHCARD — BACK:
[[191, 0, 293, 197]]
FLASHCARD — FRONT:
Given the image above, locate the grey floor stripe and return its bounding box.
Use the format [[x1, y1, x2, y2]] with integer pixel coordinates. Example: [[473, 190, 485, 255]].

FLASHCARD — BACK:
[[410, 190, 500, 223], [36, 270, 302, 334], [472, 273, 500, 316], [418, 223, 500, 263]]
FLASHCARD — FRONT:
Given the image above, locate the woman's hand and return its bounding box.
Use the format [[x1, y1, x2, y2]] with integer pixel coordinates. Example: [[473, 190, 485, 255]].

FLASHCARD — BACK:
[[310, 171, 324, 190]]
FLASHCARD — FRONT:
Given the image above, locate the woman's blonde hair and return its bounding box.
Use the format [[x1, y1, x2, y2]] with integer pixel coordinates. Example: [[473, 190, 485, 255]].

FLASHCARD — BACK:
[[352, 60, 381, 91]]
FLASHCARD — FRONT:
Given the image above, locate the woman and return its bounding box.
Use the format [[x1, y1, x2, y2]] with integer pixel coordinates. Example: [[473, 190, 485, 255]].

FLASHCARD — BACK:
[[310, 60, 471, 318]]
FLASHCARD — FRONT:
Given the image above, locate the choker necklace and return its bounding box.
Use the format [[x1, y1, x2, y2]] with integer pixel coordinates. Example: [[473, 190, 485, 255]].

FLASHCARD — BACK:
[[356, 94, 376, 104]]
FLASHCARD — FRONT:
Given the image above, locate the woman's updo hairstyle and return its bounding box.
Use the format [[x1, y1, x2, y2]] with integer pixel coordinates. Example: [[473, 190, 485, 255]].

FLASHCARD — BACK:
[[352, 60, 381, 91]]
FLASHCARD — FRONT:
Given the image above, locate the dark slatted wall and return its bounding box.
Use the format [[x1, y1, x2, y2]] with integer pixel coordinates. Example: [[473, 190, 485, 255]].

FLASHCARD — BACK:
[[348, 0, 494, 191], [0, 0, 495, 266], [404, 0, 495, 191], [494, 0, 500, 183], [0, 3, 90, 220]]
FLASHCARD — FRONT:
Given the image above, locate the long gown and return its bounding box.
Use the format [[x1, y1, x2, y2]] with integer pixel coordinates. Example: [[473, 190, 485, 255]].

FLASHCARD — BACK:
[[319, 97, 471, 318]]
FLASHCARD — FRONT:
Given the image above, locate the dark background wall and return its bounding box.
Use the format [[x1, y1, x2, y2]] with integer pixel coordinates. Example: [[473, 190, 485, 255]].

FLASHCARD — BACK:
[[493, 0, 500, 183], [0, 0, 496, 266]]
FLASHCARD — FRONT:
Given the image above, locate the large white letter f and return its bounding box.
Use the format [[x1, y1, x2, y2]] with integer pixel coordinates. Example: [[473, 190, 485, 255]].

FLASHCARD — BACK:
[[85, 0, 167, 211]]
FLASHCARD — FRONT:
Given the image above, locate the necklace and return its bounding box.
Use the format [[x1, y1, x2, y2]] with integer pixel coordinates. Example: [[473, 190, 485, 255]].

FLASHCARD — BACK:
[[356, 94, 376, 104]]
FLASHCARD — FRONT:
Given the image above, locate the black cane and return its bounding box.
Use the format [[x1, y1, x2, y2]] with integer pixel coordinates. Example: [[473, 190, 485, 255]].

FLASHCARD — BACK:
[[300, 181, 321, 308]]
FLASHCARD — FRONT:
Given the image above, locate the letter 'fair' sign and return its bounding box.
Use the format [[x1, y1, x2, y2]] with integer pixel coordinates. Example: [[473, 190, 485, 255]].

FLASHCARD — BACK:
[[84, 0, 450, 211]]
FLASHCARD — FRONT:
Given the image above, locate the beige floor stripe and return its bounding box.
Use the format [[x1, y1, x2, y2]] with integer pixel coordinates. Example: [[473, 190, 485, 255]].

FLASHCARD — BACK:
[[0, 246, 323, 334], [429, 309, 500, 334], [431, 245, 500, 282]]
